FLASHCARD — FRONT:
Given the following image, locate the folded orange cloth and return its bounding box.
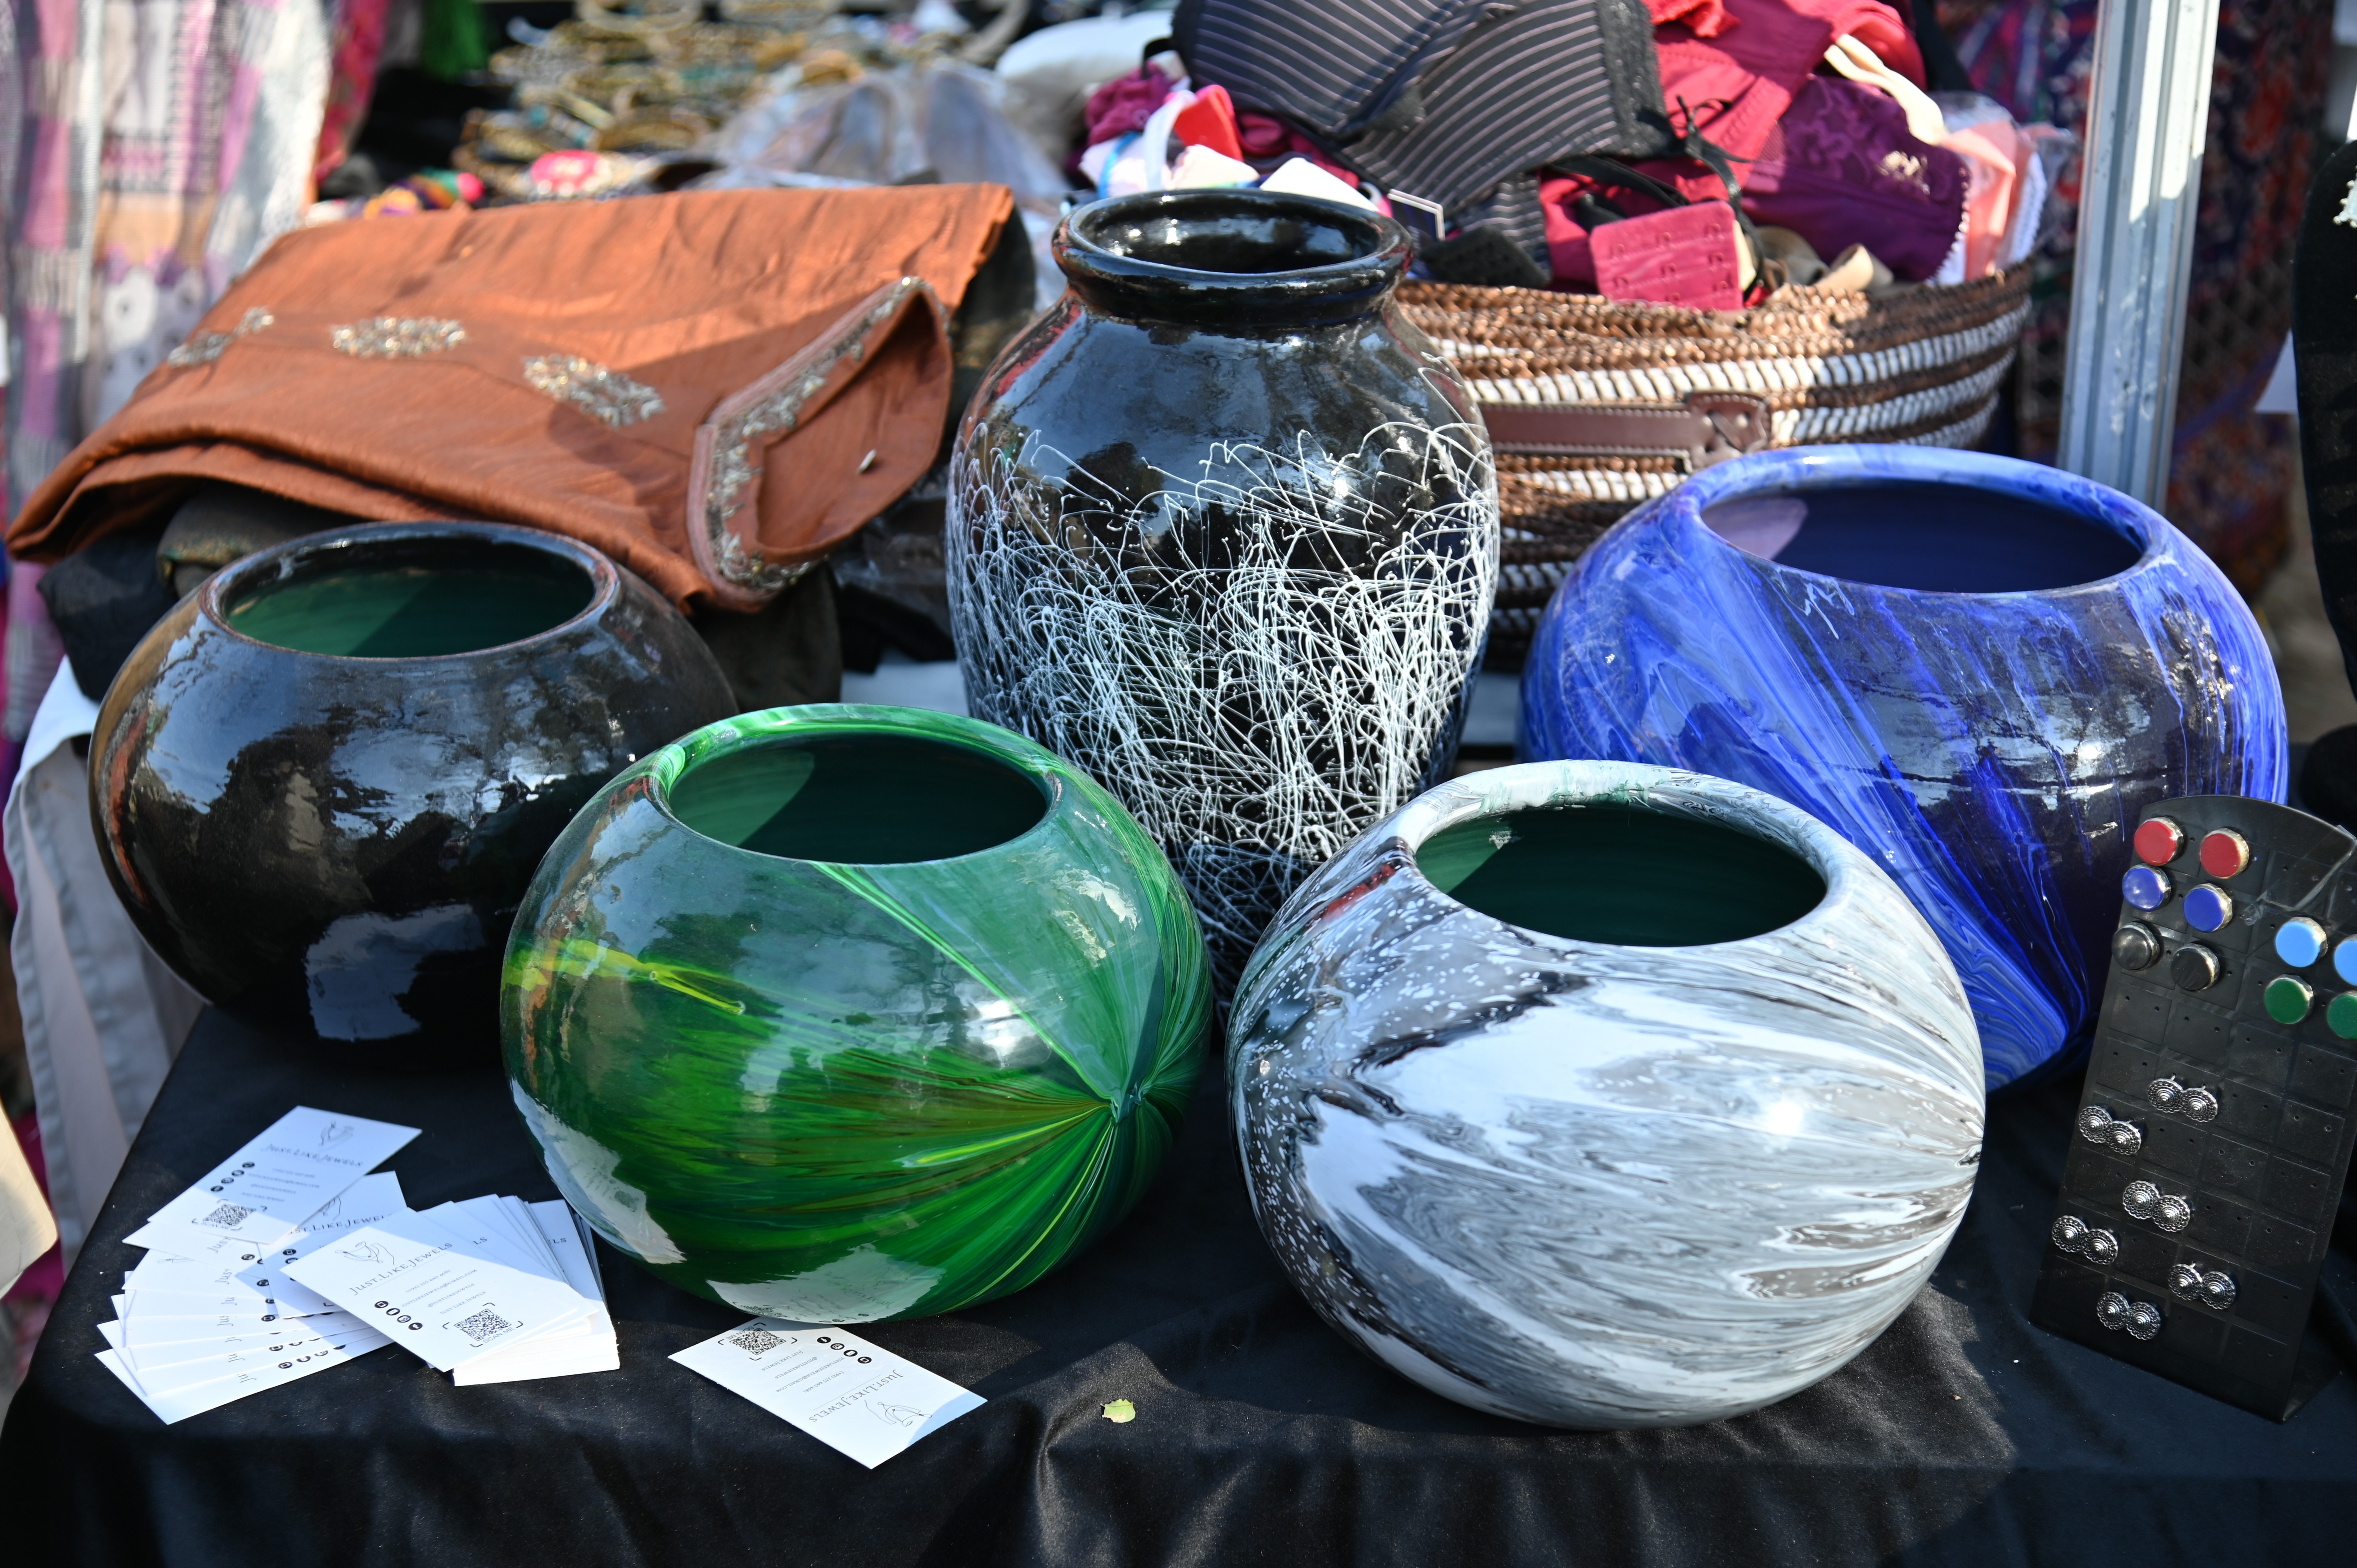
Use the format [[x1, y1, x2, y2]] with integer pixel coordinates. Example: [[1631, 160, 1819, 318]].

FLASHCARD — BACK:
[[9, 184, 1017, 608]]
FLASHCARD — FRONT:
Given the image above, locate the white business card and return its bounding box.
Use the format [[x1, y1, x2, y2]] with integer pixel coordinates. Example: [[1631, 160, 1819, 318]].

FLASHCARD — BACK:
[[124, 1253, 254, 1296], [449, 1201, 620, 1386], [528, 1201, 604, 1303], [283, 1211, 597, 1371], [130, 1107, 419, 1259], [670, 1319, 984, 1469], [114, 1285, 297, 1321], [107, 1312, 388, 1394], [235, 1171, 411, 1316], [95, 1317, 390, 1423], [121, 1295, 300, 1342]]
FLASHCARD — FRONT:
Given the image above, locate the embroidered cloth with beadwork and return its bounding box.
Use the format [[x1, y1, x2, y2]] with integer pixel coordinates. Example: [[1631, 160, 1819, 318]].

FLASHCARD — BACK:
[[7, 185, 1017, 608]]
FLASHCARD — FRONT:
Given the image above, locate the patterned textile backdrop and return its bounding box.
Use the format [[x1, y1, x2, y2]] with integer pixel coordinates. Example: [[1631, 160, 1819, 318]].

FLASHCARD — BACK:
[[1938, 0, 2331, 591], [5, 0, 330, 511], [2, 0, 329, 743]]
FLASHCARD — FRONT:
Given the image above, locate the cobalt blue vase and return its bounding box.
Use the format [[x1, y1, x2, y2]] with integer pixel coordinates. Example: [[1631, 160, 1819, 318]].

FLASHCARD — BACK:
[[1521, 445, 2286, 1089]]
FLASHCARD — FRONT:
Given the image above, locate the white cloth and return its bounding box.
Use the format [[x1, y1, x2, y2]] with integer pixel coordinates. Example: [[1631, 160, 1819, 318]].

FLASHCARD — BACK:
[[5, 663, 202, 1265], [0, 1108, 57, 1299]]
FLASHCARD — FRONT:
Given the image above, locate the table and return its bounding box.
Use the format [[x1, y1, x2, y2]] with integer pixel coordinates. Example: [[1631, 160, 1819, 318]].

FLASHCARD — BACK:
[[5, 1008, 2355, 1566]]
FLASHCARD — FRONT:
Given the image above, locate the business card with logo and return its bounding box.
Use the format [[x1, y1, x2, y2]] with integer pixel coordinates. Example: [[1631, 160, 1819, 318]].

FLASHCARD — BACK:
[[283, 1211, 596, 1371], [670, 1318, 984, 1469], [127, 1107, 419, 1260], [234, 1170, 411, 1316]]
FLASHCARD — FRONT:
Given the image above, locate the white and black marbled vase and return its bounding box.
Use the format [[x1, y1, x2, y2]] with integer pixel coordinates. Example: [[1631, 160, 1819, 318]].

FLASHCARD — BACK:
[[947, 189, 1500, 992], [1229, 760, 1986, 1429]]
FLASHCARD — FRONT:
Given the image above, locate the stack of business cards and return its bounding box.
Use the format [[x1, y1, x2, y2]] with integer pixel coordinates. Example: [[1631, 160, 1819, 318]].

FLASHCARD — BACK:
[[95, 1107, 421, 1423], [281, 1196, 618, 1384]]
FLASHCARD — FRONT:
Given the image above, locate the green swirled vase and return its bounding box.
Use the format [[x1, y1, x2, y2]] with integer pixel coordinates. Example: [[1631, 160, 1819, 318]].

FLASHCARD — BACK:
[[501, 704, 1212, 1322]]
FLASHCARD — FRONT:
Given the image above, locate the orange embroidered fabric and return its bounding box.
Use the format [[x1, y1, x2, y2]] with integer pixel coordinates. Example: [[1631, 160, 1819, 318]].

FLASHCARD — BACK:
[[8, 184, 1016, 607]]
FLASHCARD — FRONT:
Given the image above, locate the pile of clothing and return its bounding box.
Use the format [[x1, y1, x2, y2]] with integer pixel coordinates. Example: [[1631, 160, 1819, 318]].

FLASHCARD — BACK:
[[430, 1, 2064, 313], [1058, 0, 2065, 305]]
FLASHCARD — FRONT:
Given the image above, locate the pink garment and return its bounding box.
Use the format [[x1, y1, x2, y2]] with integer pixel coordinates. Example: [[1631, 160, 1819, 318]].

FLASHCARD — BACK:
[[314, 0, 395, 184], [1541, 0, 1930, 285], [1651, 0, 1924, 190], [1945, 120, 2023, 279], [1594, 201, 1749, 309], [1085, 67, 1178, 147]]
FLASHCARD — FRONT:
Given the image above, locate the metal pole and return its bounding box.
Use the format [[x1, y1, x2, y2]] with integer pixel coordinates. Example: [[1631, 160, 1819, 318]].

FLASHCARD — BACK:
[[2055, 0, 2221, 506]]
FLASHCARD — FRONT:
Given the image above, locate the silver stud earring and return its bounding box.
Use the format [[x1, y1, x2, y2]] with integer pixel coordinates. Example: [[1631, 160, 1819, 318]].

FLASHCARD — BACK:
[[2078, 1104, 2144, 1153], [2097, 1291, 2163, 1340], [2168, 1263, 2236, 1310]]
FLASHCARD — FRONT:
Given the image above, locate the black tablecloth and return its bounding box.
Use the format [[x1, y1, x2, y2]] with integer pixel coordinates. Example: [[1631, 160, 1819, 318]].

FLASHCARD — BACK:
[[6, 1009, 2357, 1566]]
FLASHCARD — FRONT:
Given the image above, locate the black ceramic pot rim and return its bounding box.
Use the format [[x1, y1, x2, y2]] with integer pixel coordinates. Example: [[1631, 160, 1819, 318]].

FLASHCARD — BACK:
[[1670, 445, 2167, 599], [643, 703, 1069, 868], [1380, 759, 1846, 952], [201, 521, 619, 662], [1055, 189, 1413, 329]]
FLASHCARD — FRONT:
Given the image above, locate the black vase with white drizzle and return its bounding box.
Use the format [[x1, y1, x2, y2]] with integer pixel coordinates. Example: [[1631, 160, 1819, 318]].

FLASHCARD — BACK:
[[947, 188, 1500, 991]]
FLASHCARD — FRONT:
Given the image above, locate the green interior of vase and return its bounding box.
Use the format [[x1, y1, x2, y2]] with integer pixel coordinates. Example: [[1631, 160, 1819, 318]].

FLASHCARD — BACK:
[[668, 731, 1050, 864], [225, 538, 594, 657], [1417, 803, 1825, 946]]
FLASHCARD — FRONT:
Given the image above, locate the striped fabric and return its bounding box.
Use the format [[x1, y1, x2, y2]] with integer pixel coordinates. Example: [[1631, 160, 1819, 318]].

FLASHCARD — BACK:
[[1449, 175, 1552, 267], [1175, 0, 1666, 214], [1172, 0, 1499, 142]]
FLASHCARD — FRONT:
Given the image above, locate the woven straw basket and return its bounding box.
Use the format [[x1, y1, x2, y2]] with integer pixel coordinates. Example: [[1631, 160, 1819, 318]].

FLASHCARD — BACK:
[[1398, 266, 2032, 664]]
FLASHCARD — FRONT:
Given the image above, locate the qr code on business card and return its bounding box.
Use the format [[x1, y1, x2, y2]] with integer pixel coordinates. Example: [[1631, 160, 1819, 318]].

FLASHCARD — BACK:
[[198, 1202, 254, 1229], [728, 1329, 784, 1356], [455, 1308, 515, 1342]]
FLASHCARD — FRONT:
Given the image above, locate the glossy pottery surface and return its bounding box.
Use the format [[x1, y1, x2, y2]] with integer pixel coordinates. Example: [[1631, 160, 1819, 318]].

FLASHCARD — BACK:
[[948, 189, 1500, 990], [1521, 446, 2286, 1090], [502, 705, 1212, 1322], [1229, 760, 1985, 1429], [92, 521, 735, 1058]]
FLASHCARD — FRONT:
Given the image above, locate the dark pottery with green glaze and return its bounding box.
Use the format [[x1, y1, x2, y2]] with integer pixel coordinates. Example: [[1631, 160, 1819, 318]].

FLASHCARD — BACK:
[[502, 704, 1212, 1321], [92, 521, 735, 1059]]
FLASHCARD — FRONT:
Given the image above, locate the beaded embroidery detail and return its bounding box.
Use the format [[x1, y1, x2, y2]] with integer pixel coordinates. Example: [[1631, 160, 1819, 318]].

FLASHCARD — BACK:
[[167, 308, 276, 367], [691, 275, 936, 601], [522, 354, 666, 427], [330, 316, 467, 357]]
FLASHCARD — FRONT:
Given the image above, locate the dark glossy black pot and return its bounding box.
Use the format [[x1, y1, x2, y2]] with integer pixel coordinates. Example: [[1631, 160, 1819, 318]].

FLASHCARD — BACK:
[[946, 189, 1500, 990], [91, 522, 736, 1060]]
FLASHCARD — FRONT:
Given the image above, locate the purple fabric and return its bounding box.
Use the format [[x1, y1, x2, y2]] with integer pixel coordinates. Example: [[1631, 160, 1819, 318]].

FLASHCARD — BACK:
[[1739, 76, 1968, 281]]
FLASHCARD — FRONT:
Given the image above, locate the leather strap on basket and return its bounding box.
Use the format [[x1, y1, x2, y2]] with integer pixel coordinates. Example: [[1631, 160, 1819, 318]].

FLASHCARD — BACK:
[[1481, 391, 1772, 472]]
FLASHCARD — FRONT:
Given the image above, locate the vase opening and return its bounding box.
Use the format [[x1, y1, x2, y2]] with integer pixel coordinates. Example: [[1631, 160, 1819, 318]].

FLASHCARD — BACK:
[[667, 730, 1049, 865], [1055, 191, 1409, 327], [223, 533, 597, 657], [1072, 200, 1376, 277], [1701, 480, 2142, 593], [1416, 803, 1825, 946]]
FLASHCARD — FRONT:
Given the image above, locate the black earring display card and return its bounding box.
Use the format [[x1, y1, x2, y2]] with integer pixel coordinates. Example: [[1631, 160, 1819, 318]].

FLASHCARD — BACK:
[[2031, 795, 2357, 1420]]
